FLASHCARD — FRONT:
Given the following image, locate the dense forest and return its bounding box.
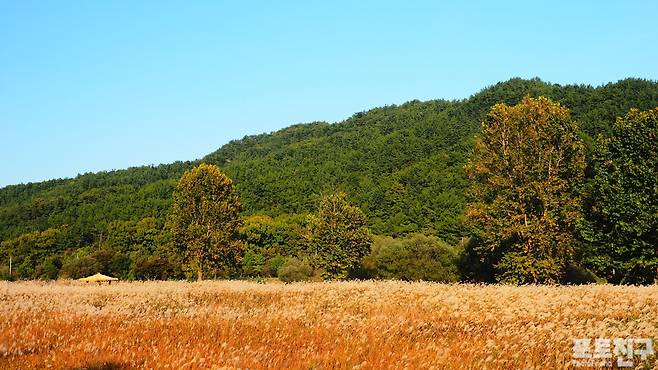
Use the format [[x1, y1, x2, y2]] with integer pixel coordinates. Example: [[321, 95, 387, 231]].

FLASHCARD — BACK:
[[1, 77, 657, 281]]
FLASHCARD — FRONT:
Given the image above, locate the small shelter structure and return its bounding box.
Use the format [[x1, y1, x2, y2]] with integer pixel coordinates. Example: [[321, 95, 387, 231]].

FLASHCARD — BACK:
[[78, 273, 119, 285]]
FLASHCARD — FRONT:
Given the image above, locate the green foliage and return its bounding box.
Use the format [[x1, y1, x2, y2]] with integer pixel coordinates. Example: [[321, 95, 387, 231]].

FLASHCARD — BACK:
[[307, 192, 372, 280], [58, 248, 125, 279], [0, 78, 656, 282], [239, 214, 305, 277], [0, 163, 188, 243], [0, 227, 66, 279], [36, 256, 62, 280], [494, 252, 564, 285], [562, 264, 602, 285], [466, 97, 586, 284], [241, 250, 267, 277], [370, 234, 460, 282], [204, 78, 658, 239], [579, 108, 658, 284], [2, 79, 656, 246], [131, 252, 179, 280], [60, 255, 101, 279], [169, 164, 244, 280], [239, 214, 306, 259], [0, 266, 12, 281], [267, 255, 286, 276], [277, 257, 315, 283], [107, 253, 132, 279]]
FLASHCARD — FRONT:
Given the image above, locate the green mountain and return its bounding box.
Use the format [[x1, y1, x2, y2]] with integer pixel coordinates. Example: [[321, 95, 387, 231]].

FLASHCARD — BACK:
[[1, 77, 657, 251]]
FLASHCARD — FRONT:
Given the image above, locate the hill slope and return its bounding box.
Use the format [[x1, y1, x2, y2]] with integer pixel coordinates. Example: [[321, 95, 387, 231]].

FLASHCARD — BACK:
[[1, 78, 657, 248], [204, 77, 658, 238]]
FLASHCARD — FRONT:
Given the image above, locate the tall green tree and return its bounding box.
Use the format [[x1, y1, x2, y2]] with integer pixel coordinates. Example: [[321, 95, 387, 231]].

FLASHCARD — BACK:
[[580, 108, 658, 284], [169, 164, 243, 280], [307, 192, 372, 280], [465, 96, 586, 283]]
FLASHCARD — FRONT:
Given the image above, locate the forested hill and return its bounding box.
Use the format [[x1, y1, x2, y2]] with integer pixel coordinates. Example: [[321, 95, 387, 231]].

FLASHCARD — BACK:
[[1, 78, 657, 247], [203, 77, 658, 237]]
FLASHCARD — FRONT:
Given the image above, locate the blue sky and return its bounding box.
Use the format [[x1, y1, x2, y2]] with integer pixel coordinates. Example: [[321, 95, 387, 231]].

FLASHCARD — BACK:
[[1, 1, 657, 187]]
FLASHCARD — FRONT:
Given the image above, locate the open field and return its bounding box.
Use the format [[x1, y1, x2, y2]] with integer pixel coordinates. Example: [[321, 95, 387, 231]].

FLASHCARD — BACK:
[[1, 281, 657, 369]]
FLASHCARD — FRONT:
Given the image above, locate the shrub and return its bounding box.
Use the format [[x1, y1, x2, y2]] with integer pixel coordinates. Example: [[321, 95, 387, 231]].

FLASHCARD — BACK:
[[277, 257, 314, 283], [266, 255, 286, 277], [107, 253, 132, 279], [87, 249, 132, 278], [352, 235, 395, 279], [0, 265, 14, 281], [36, 256, 62, 280], [131, 253, 177, 280], [239, 214, 307, 257], [562, 264, 602, 285], [375, 234, 459, 282], [457, 237, 496, 283], [60, 256, 101, 279], [242, 250, 267, 277]]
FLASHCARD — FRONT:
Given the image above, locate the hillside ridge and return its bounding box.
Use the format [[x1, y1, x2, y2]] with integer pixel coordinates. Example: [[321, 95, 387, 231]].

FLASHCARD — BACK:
[[1, 77, 657, 245]]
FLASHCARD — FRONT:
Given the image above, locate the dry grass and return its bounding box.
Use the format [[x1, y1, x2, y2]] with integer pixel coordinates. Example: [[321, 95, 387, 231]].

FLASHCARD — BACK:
[[0, 281, 657, 369]]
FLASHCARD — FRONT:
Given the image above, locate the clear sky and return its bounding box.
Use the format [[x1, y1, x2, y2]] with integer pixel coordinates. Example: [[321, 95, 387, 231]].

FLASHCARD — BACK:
[[1, 1, 657, 187]]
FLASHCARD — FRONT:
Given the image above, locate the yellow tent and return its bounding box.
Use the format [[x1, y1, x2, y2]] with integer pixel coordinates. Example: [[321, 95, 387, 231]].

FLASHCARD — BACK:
[[79, 273, 119, 285]]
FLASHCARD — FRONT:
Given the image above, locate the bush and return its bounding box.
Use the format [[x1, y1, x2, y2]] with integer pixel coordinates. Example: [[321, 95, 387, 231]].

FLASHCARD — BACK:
[[36, 256, 62, 280], [352, 235, 394, 279], [242, 250, 266, 277], [563, 264, 603, 285], [60, 256, 101, 279], [107, 253, 132, 279], [266, 255, 286, 277], [457, 237, 495, 283], [239, 215, 307, 258], [89, 249, 132, 278], [374, 234, 459, 282], [277, 257, 314, 283], [0, 266, 14, 281], [495, 253, 562, 284], [131, 253, 178, 280]]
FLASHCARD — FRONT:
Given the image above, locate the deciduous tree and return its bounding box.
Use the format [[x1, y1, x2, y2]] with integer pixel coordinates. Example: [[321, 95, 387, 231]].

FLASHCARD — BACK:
[[169, 164, 243, 280], [465, 96, 586, 283], [580, 108, 658, 284], [307, 192, 372, 280]]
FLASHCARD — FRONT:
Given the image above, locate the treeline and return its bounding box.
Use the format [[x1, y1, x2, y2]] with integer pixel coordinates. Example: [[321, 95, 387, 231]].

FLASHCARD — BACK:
[[0, 78, 657, 283], [466, 97, 657, 284], [0, 193, 461, 283]]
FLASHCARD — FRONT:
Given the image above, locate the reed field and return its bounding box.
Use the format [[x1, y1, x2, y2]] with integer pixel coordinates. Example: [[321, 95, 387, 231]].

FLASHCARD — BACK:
[[1, 280, 657, 369]]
